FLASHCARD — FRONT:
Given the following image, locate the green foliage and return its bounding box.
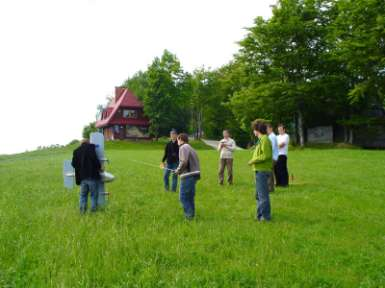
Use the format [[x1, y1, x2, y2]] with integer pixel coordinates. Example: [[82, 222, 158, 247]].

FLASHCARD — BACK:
[[123, 70, 148, 101], [67, 139, 80, 146], [333, 0, 385, 108], [126, 50, 191, 138], [82, 122, 97, 139], [1, 143, 385, 286], [115, 0, 385, 147]]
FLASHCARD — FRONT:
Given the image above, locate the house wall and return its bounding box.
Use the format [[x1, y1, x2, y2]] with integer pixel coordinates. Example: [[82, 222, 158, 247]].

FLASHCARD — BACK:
[[103, 128, 114, 141], [106, 125, 150, 140]]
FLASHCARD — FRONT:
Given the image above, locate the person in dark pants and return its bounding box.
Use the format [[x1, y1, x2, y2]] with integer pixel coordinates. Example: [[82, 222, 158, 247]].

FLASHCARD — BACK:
[[174, 133, 201, 220], [161, 129, 179, 192], [71, 139, 102, 213], [267, 123, 279, 192], [248, 120, 273, 222], [275, 124, 290, 187]]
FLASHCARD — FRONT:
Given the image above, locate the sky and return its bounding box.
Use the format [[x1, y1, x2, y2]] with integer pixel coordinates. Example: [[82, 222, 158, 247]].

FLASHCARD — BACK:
[[0, 0, 276, 155]]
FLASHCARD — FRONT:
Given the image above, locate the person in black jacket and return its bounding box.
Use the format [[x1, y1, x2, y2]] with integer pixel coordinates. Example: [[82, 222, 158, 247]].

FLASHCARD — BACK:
[[71, 139, 102, 213], [161, 129, 179, 192]]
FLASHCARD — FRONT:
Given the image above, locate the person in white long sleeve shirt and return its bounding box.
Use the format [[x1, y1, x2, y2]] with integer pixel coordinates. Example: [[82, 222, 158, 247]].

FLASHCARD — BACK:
[[267, 123, 279, 192], [217, 130, 236, 185], [276, 124, 290, 187]]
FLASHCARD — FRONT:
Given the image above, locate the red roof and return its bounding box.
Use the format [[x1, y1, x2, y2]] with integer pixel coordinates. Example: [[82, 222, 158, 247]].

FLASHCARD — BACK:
[[96, 88, 149, 128], [120, 90, 144, 108]]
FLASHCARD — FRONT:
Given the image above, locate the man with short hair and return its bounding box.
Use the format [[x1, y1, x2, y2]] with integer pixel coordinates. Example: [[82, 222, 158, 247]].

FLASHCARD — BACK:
[[71, 138, 102, 213], [174, 133, 200, 220], [276, 124, 290, 187], [267, 123, 279, 192], [161, 129, 179, 192], [217, 130, 236, 185]]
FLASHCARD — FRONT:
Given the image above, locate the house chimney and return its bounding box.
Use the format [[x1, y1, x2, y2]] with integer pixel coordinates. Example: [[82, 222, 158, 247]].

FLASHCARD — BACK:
[[115, 87, 126, 102]]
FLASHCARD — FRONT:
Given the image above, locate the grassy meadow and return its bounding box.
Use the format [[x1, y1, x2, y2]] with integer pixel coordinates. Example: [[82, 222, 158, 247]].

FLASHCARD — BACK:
[[0, 141, 384, 287]]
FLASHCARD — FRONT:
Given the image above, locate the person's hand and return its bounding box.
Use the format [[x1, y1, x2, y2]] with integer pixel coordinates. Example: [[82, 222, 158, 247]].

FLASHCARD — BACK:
[[248, 160, 253, 166], [160, 162, 165, 169]]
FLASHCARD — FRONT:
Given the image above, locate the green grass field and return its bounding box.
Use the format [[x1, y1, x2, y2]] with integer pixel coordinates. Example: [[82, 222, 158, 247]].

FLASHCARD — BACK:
[[0, 141, 384, 287]]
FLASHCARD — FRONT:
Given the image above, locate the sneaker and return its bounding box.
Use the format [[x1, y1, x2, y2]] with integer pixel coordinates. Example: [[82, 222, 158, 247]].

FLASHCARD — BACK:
[[259, 217, 271, 222], [185, 215, 194, 221]]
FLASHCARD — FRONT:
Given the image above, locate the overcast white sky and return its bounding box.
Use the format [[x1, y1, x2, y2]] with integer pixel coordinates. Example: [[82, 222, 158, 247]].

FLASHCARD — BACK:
[[0, 0, 275, 155]]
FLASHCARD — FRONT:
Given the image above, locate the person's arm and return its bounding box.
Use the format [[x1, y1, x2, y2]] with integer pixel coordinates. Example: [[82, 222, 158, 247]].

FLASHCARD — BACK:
[[228, 139, 236, 152], [248, 139, 269, 165], [174, 146, 189, 175], [279, 135, 289, 149], [162, 143, 168, 163], [71, 151, 78, 169], [217, 140, 224, 151]]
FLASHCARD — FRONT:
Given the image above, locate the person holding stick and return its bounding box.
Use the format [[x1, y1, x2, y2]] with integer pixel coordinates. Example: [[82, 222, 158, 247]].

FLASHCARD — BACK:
[[217, 130, 236, 185], [161, 129, 179, 192], [174, 133, 201, 220], [248, 120, 273, 222]]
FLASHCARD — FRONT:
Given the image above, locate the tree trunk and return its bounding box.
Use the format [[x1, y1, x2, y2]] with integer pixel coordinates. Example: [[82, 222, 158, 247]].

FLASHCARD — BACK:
[[344, 126, 349, 143], [297, 110, 305, 147], [198, 110, 203, 139], [349, 128, 354, 144]]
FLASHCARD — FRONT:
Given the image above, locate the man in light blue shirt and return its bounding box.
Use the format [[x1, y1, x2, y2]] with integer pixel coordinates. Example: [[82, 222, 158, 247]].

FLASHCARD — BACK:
[[267, 123, 279, 192]]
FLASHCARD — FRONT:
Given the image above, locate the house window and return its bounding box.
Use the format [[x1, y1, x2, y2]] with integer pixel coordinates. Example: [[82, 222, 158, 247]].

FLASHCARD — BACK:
[[122, 109, 138, 119]]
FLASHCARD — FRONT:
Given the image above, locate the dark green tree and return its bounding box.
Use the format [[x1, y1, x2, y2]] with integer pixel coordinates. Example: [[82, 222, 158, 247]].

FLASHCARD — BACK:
[[143, 50, 191, 138], [82, 122, 97, 139]]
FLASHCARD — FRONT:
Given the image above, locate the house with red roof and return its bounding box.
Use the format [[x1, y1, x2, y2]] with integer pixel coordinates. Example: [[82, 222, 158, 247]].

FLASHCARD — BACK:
[[96, 87, 150, 140]]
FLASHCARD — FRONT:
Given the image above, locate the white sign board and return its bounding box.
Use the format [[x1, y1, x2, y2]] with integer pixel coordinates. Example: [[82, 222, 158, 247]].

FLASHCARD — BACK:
[[90, 132, 106, 161], [307, 126, 333, 144], [63, 160, 75, 189]]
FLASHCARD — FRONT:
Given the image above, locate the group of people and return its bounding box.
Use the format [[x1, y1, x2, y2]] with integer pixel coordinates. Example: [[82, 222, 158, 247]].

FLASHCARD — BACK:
[[72, 121, 290, 221], [161, 121, 290, 221]]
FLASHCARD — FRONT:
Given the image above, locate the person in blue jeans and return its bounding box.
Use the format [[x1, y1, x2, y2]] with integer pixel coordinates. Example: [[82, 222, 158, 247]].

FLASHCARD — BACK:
[[161, 129, 179, 192], [248, 120, 273, 222], [179, 175, 197, 219], [174, 133, 201, 220], [71, 139, 102, 214], [80, 179, 98, 213]]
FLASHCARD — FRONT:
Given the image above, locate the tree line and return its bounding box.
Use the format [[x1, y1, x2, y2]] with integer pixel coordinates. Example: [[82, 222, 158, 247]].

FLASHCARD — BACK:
[[120, 0, 384, 147]]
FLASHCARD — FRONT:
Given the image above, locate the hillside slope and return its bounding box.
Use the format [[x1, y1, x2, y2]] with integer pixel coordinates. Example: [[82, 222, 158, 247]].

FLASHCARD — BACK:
[[0, 143, 384, 287]]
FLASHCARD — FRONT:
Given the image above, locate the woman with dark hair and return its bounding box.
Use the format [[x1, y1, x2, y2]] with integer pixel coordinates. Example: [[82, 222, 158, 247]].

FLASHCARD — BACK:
[[248, 120, 273, 221]]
